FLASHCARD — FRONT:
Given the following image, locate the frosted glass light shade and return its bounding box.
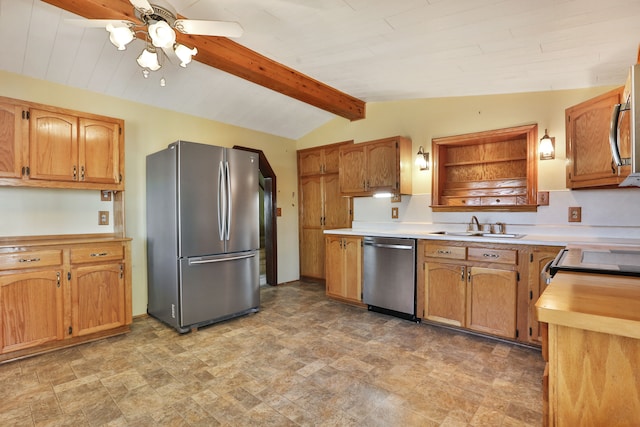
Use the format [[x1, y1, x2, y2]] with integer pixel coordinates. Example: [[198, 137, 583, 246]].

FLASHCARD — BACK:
[[106, 24, 135, 50], [137, 48, 161, 71], [174, 44, 198, 67], [148, 21, 176, 48]]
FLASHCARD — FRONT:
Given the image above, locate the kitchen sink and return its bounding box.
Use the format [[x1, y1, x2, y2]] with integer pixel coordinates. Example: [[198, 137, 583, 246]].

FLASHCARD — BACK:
[[428, 231, 525, 238]]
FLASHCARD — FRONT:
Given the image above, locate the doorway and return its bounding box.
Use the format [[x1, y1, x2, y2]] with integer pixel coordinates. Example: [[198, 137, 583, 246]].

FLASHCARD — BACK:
[[233, 146, 277, 286]]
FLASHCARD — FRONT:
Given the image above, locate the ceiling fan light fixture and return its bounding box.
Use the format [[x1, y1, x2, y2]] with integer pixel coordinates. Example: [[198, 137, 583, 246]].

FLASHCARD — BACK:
[[174, 44, 198, 67], [105, 24, 135, 50], [148, 20, 176, 48], [137, 48, 161, 71]]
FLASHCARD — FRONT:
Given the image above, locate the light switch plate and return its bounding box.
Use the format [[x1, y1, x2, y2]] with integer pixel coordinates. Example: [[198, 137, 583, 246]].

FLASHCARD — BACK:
[[391, 207, 399, 219], [538, 191, 549, 206], [98, 211, 110, 225], [568, 207, 581, 222]]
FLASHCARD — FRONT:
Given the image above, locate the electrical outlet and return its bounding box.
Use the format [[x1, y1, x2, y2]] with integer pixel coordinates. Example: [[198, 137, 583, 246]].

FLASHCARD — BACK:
[[568, 207, 581, 223], [391, 207, 399, 219], [538, 191, 549, 206], [100, 190, 112, 201], [98, 211, 109, 225], [276, 207, 282, 217]]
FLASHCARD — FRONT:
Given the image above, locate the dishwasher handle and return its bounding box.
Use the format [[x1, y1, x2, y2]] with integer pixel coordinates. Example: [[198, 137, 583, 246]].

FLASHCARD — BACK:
[[364, 242, 414, 250]]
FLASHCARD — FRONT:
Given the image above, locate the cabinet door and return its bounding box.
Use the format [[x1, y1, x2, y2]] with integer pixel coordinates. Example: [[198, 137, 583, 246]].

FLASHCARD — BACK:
[[71, 262, 125, 336], [339, 144, 366, 194], [323, 145, 341, 174], [299, 176, 323, 228], [29, 108, 78, 182], [342, 237, 362, 302], [529, 247, 561, 344], [425, 262, 466, 327], [0, 101, 26, 178], [78, 117, 120, 184], [366, 140, 397, 192], [566, 87, 628, 188], [467, 266, 517, 338], [323, 174, 351, 228], [325, 236, 343, 298], [300, 228, 325, 279], [0, 269, 64, 353], [298, 149, 323, 176]]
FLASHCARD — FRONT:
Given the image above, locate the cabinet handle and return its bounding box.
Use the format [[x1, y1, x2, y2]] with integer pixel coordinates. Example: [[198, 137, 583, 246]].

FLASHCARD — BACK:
[[482, 253, 499, 259], [81, 166, 85, 181], [18, 257, 41, 263], [468, 270, 471, 282], [90, 252, 108, 257], [436, 249, 451, 255], [73, 165, 77, 180], [460, 267, 465, 281], [56, 272, 61, 288]]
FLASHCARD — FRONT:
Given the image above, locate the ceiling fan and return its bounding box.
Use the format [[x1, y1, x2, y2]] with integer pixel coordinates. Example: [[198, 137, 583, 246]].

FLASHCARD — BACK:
[[66, 0, 243, 81]]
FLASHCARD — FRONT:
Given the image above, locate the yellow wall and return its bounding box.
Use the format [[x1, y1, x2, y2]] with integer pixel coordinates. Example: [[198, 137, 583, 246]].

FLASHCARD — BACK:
[[297, 87, 618, 193], [0, 71, 300, 317]]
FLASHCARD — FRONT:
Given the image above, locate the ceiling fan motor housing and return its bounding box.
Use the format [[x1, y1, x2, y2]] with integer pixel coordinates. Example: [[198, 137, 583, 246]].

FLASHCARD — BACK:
[[135, 3, 177, 26]]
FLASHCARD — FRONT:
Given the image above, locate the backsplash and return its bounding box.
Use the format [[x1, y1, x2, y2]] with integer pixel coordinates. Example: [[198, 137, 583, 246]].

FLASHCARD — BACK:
[[352, 189, 640, 239]]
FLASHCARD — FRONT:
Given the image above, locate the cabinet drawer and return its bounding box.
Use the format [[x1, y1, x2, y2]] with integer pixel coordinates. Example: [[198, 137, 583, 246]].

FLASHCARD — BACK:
[[70, 243, 124, 264], [444, 197, 481, 206], [424, 243, 466, 260], [468, 247, 517, 264], [0, 250, 63, 271], [480, 196, 517, 206]]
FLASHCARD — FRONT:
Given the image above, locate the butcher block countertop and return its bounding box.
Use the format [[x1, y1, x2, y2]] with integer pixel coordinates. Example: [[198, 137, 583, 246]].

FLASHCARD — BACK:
[[536, 271, 640, 340]]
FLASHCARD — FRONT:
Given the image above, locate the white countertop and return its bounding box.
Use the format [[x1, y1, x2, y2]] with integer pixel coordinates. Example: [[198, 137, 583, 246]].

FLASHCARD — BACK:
[[324, 227, 640, 247]]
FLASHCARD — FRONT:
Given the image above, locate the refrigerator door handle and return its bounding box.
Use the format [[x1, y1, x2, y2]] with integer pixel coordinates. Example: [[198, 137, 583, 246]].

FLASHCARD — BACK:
[[189, 252, 256, 265], [217, 161, 225, 241], [225, 160, 232, 241]]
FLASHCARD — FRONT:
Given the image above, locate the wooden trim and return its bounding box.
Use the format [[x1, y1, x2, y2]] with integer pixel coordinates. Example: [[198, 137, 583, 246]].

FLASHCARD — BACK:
[[232, 146, 278, 286], [42, 0, 366, 121]]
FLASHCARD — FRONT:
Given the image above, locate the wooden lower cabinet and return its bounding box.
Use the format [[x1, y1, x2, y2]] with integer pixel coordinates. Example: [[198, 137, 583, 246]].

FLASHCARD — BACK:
[[467, 266, 517, 338], [0, 269, 64, 353], [419, 240, 522, 341], [0, 237, 131, 362], [424, 262, 466, 326], [325, 235, 363, 304]]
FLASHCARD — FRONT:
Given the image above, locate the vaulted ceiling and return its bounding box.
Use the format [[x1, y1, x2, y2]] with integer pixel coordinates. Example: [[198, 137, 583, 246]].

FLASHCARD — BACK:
[[1, 0, 640, 139]]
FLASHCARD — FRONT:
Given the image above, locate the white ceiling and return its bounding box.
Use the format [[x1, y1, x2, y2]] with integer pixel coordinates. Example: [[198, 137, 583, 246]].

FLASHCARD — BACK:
[[2, 0, 640, 140]]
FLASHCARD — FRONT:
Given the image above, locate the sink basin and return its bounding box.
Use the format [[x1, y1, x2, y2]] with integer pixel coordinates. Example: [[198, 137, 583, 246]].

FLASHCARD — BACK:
[[428, 231, 525, 239]]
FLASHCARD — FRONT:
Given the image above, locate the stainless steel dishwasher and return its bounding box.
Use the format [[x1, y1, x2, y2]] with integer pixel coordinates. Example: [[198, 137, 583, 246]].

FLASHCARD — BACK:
[[363, 236, 417, 321]]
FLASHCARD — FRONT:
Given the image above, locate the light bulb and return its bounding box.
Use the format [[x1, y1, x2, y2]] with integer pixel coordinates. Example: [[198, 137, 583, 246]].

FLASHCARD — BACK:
[[174, 44, 198, 67], [137, 48, 161, 71], [106, 24, 135, 50], [148, 21, 176, 48]]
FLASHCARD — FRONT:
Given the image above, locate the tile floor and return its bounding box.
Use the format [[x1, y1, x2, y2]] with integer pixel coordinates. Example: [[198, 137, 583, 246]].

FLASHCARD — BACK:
[[0, 281, 544, 426]]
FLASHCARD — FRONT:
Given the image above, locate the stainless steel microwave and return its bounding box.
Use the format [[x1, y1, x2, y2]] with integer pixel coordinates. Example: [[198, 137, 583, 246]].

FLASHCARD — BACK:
[[610, 63, 640, 187]]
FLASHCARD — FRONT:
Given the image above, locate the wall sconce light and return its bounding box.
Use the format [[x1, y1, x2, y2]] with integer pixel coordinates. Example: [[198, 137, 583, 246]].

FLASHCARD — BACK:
[[415, 145, 430, 170], [539, 129, 555, 160]]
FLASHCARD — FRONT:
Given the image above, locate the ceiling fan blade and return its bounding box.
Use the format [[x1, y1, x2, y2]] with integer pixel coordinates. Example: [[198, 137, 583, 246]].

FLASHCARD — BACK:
[[64, 18, 136, 28], [174, 19, 244, 38], [129, 0, 154, 15]]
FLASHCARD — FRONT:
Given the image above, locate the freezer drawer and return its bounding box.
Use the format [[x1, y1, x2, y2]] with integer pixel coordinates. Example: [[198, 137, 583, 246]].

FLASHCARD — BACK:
[[179, 251, 259, 330]]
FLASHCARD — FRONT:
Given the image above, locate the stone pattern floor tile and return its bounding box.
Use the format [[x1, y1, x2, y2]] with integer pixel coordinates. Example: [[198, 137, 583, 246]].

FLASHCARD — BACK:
[[0, 281, 544, 426]]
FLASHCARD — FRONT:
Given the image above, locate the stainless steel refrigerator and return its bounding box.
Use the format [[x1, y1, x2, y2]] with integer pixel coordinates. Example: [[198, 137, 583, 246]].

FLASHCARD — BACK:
[[146, 141, 260, 333]]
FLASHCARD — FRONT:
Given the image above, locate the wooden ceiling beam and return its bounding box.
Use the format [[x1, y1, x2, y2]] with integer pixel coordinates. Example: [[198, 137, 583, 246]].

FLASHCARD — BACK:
[[42, 0, 366, 121]]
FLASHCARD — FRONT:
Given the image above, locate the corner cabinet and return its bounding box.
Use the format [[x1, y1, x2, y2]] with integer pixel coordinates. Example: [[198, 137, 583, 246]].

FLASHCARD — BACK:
[[339, 136, 412, 197], [325, 235, 363, 305], [431, 125, 538, 211], [0, 96, 124, 190], [298, 141, 353, 280], [565, 86, 630, 189], [0, 237, 132, 363]]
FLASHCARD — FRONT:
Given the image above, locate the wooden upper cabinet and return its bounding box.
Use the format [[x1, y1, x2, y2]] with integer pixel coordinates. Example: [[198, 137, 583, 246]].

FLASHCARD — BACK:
[[339, 136, 412, 196], [298, 140, 351, 176], [29, 108, 78, 182], [79, 118, 121, 185], [431, 124, 538, 212], [566, 86, 630, 189], [0, 96, 124, 190], [0, 101, 26, 179]]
